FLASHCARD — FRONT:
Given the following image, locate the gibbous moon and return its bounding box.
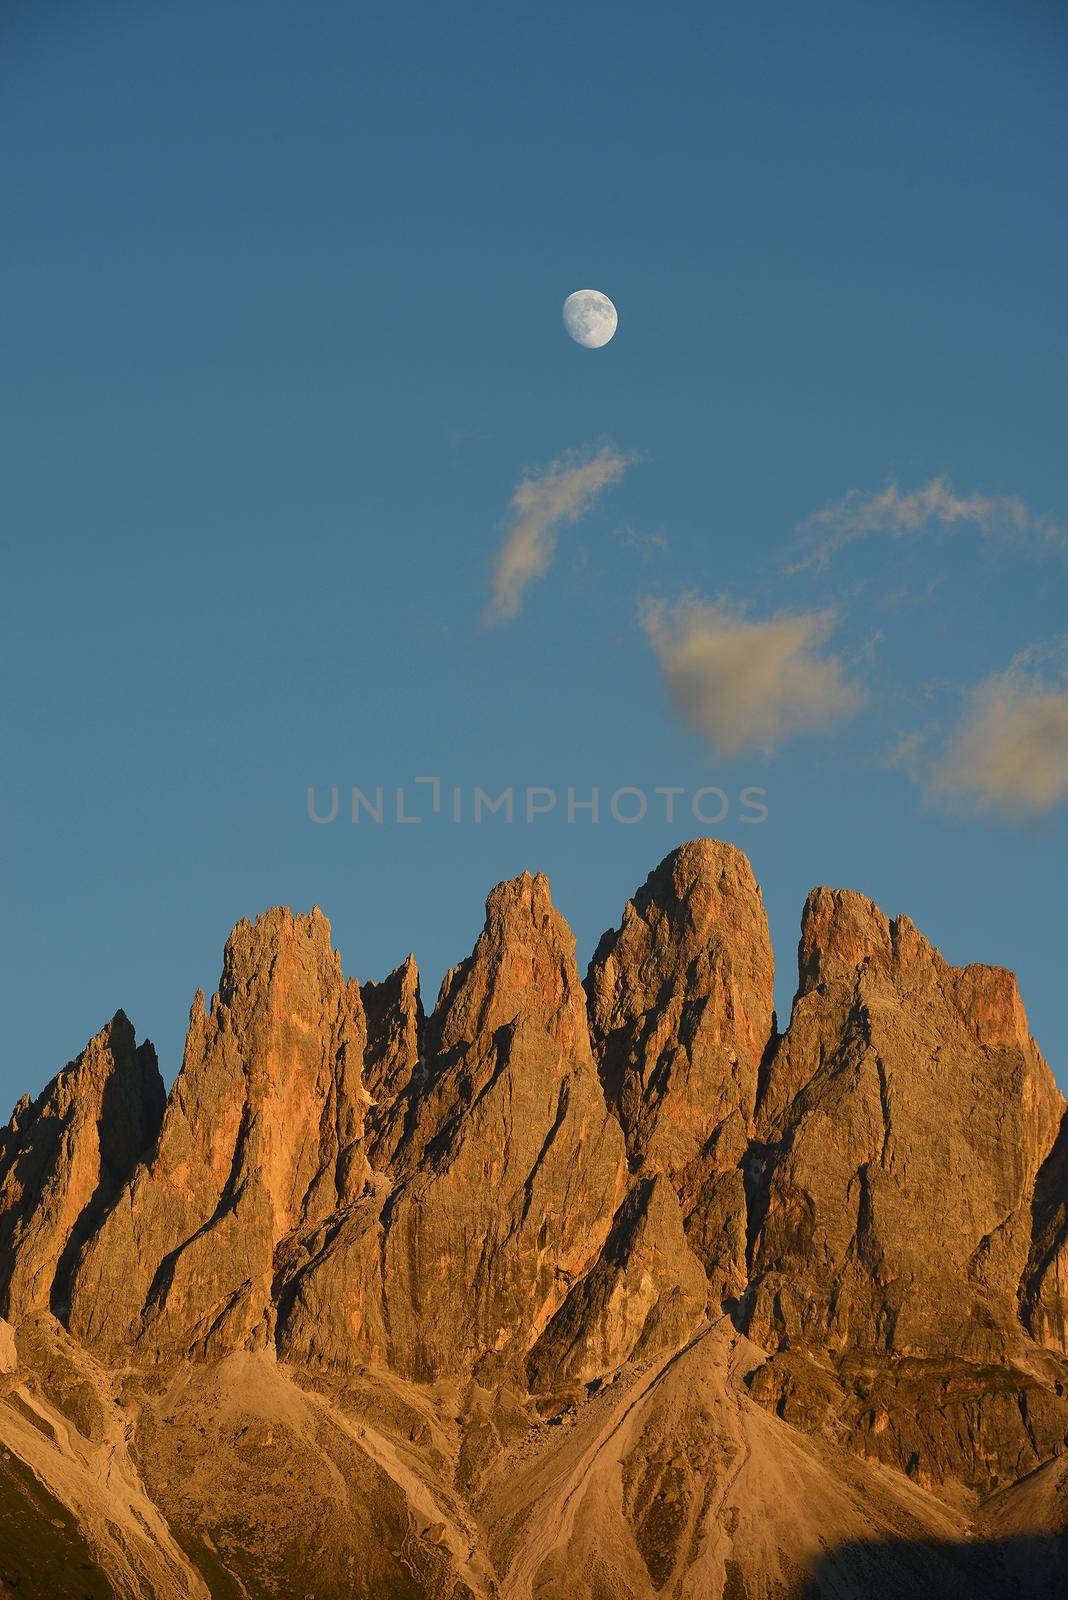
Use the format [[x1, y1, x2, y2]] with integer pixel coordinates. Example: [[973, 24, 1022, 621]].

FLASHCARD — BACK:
[[563, 289, 618, 348]]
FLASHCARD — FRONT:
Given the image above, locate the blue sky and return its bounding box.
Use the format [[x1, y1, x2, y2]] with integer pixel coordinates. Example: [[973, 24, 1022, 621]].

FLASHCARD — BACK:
[[3, 0, 1067, 1101]]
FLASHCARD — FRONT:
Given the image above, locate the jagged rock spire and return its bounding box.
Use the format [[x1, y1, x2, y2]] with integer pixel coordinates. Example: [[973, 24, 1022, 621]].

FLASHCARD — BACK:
[[67, 908, 370, 1359], [586, 839, 776, 1300], [0, 1010, 164, 1319]]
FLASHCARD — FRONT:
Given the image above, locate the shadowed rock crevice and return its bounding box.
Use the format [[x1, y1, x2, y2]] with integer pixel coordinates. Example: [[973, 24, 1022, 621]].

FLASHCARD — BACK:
[[49, 1034, 165, 1320], [526, 1172, 708, 1391], [361, 954, 425, 1171], [1021, 1107, 1068, 1354]]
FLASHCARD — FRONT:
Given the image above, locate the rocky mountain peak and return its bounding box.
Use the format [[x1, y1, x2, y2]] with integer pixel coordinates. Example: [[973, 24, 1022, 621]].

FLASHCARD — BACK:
[[2, 845, 1066, 1595], [67, 905, 371, 1360], [797, 885, 1033, 1051], [0, 1010, 164, 1319], [586, 839, 776, 1300], [796, 885, 896, 993], [746, 879, 1066, 1491], [429, 868, 592, 1065], [588, 837, 775, 1087], [350, 869, 627, 1381]]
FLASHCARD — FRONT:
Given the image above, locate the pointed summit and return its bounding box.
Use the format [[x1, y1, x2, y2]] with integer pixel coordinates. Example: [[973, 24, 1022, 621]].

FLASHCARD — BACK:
[[586, 839, 775, 1299], [744, 886, 1067, 1490], [373, 870, 626, 1380], [430, 869, 593, 1065], [68, 908, 371, 1359], [0, 1011, 164, 1319]]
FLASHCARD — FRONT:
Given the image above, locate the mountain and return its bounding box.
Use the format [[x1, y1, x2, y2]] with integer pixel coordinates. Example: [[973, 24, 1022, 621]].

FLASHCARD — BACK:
[[0, 841, 1065, 1599]]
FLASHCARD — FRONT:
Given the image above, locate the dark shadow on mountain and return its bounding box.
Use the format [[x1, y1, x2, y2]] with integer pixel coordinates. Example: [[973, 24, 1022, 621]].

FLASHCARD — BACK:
[[1021, 1106, 1068, 1341], [51, 1035, 164, 1319], [797, 1532, 1066, 1599]]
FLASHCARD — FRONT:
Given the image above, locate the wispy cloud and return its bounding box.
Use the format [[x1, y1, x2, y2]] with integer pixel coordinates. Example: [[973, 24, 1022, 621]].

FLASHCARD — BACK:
[[932, 645, 1068, 817], [615, 524, 669, 555], [486, 445, 631, 625], [641, 596, 861, 757], [791, 476, 1064, 572]]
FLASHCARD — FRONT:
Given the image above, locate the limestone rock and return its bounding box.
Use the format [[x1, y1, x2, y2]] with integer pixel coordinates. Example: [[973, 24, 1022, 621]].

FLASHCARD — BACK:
[[0, 1011, 164, 1320], [526, 1173, 708, 1391], [2, 844, 1067, 1588], [272, 1189, 389, 1374], [361, 953, 425, 1171], [586, 839, 775, 1299], [746, 1347, 1068, 1498], [486, 1321, 1003, 1600], [977, 1452, 1068, 1598], [1022, 1108, 1068, 1355], [742, 885, 1068, 1490], [747, 887, 1064, 1362], [375, 871, 628, 1380], [68, 908, 371, 1361]]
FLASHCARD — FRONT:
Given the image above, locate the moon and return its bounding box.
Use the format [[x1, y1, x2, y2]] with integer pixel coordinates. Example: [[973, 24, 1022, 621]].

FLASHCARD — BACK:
[[563, 289, 618, 349]]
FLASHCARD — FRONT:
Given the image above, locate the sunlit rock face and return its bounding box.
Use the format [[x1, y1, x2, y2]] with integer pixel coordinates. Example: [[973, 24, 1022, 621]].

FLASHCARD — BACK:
[[369, 870, 629, 1382], [67, 907, 371, 1361], [747, 886, 1062, 1361], [742, 885, 1068, 1491], [2, 842, 1066, 1597], [587, 838, 776, 1301]]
